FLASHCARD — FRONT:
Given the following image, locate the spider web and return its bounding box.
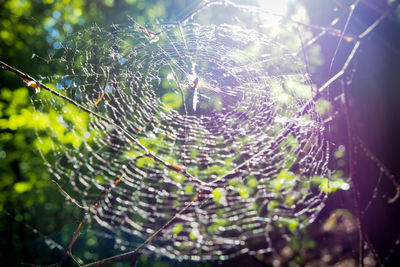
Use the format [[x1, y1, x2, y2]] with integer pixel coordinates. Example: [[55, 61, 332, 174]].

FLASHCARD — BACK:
[[32, 1, 338, 263]]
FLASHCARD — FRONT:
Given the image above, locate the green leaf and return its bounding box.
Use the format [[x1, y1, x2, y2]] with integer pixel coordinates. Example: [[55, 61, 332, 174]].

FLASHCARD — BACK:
[[185, 183, 194, 195], [189, 229, 199, 239], [172, 223, 183, 235], [279, 217, 299, 232], [95, 176, 104, 183], [215, 218, 228, 226], [238, 186, 249, 199], [319, 178, 329, 193], [123, 150, 142, 160], [270, 169, 295, 190], [14, 182, 33, 194], [161, 92, 182, 110], [267, 200, 278, 211], [169, 171, 185, 183], [319, 177, 350, 193], [315, 98, 332, 115], [136, 156, 154, 167], [212, 187, 227, 205], [285, 80, 312, 99], [247, 176, 258, 188]]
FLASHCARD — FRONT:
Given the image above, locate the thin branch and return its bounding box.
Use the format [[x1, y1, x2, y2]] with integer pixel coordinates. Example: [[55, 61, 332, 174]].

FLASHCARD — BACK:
[[52, 180, 86, 210], [0, 59, 205, 186], [70, 253, 83, 266], [93, 67, 110, 107], [82, 190, 207, 267], [356, 137, 400, 203], [58, 221, 86, 266], [296, 25, 318, 101], [0, 60, 115, 127], [358, 1, 395, 39], [0, 58, 208, 267], [57, 153, 148, 266], [126, 15, 156, 36], [341, 81, 383, 267], [208, 39, 361, 186], [341, 80, 364, 267], [57, 172, 125, 266], [296, 26, 311, 80], [329, 0, 360, 73], [384, 231, 400, 264], [220, 0, 360, 41]]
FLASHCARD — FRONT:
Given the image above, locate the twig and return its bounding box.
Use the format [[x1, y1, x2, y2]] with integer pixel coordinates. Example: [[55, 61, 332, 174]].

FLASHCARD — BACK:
[[52, 180, 86, 210], [93, 68, 110, 107], [0, 59, 205, 185], [384, 231, 400, 264], [329, 0, 360, 73], [296, 26, 311, 80], [58, 171, 126, 266], [206, 0, 396, 187], [341, 80, 364, 267], [126, 15, 156, 36], [57, 153, 146, 266], [356, 137, 400, 203], [220, 0, 360, 41], [208, 39, 361, 187], [341, 80, 383, 267], [82, 190, 207, 267]]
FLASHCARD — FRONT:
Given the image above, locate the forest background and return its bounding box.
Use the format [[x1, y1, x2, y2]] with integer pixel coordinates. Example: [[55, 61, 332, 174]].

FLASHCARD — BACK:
[[1, 0, 400, 266]]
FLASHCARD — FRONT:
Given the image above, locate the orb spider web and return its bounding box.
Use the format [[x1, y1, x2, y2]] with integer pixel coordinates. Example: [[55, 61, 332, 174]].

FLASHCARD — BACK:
[[2, 0, 400, 266]]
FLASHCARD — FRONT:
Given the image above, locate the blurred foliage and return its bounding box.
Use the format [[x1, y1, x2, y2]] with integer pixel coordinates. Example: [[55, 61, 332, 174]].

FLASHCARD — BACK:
[[0, 86, 82, 264], [0, 0, 193, 265]]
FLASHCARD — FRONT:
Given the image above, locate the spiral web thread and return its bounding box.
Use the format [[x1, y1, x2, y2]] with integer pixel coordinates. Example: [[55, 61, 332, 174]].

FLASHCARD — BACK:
[[32, 1, 336, 263]]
